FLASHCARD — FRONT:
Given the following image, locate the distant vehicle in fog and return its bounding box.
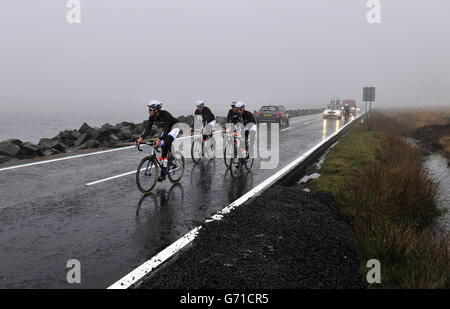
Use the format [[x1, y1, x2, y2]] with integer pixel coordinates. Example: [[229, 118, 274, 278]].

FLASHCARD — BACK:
[[256, 105, 290, 125], [323, 98, 342, 120]]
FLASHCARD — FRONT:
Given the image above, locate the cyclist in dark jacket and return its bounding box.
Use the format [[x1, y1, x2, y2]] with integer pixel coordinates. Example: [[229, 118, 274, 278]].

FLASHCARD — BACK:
[[191, 100, 216, 138], [222, 101, 239, 135], [226, 101, 239, 124], [135, 100, 180, 181], [235, 101, 257, 159]]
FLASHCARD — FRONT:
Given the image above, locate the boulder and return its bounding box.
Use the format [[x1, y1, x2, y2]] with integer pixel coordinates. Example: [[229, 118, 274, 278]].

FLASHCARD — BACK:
[[134, 124, 144, 135], [117, 121, 136, 129], [97, 124, 120, 139], [0, 155, 11, 164], [3, 139, 23, 146], [60, 138, 75, 148], [118, 127, 133, 141], [0, 141, 21, 157], [38, 147, 59, 156], [52, 142, 67, 153], [99, 140, 113, 148], [75, 139, 100, 150], [86, 128, 99, 140], [85, 139, 100, 149], [39, 138, 58, 149], [79, 123, 93, 134], [58, 129, 80, 141], [109, 133, 120, 143], [18, 142, 40, 159], [100, 123, 121, 134], [74, 133, 89, 147]]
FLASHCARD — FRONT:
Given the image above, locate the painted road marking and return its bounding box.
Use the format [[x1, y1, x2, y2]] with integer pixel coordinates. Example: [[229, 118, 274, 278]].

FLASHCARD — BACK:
[[0, 134, 209, 173], [86, 143, 225, 186], [108, 114, 362, 289], [108, 227, 202, 289], [280, 127, 291, 132], [85, 170, 136, 186], [0, 146, 135, 172]]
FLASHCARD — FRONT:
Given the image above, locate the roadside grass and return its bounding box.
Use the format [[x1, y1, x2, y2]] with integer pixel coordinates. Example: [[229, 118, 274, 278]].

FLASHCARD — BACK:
[[385, 108, 450, 158], [441, 136, 450, 157], [306, 112, 450, 288], [385, 108, 450, 135]]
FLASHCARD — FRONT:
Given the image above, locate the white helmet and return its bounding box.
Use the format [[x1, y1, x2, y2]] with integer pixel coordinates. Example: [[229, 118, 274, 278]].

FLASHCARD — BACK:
[[147, 100, 162, 110], [195, 100, 205, 107], [235, 101, 245, 109]]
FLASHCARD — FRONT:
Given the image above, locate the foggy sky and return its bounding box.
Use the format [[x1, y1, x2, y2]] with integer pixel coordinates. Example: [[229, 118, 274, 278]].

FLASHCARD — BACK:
[[1, 0, 449, 115]]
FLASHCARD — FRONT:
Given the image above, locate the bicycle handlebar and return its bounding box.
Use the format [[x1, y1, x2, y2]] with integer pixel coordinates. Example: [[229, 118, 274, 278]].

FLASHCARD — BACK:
[[137, 140, 160, 152]]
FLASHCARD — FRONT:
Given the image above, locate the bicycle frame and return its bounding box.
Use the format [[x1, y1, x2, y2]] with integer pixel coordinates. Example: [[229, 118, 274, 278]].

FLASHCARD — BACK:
[[138, 143, 180, 176]]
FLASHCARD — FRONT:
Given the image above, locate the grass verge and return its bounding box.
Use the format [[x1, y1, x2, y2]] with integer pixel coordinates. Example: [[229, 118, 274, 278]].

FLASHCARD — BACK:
[[305, 112, 449, 288]]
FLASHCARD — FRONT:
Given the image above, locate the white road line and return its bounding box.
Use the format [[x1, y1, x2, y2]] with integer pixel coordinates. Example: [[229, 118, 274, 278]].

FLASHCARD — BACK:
[[280, 127, 291, 132], [0, 146, 135, 172], [85, 170, 136, 186], [108, 114, 362, 289], [0, 134, 207, 173], [303, 121, 311, 124], [108, 226, 202, 289]]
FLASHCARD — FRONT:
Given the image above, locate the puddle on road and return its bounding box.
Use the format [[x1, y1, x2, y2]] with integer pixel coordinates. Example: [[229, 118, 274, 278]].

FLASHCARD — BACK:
[[424, 153, 450, 230]]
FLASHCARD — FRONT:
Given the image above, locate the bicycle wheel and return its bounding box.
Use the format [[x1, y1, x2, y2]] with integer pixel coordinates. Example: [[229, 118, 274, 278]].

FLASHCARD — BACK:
[[205, 136, 216, 160], [245, 155, 254, 171], [223, 137, 234, 168], [136, 156, 159, 194], [168, 151, 185, 184], [191, 138, 203, 164]]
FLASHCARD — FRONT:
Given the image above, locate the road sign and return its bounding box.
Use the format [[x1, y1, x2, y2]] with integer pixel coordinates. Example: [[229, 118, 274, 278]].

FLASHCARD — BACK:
[[363, 87, 376, 101]]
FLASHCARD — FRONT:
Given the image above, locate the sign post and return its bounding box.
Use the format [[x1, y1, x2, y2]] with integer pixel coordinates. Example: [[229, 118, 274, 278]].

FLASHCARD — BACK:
[[363, 87, 376, 117]]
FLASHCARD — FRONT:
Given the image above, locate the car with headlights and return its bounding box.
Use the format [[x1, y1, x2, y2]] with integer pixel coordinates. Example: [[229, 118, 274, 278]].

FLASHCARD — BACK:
[[323, 99, 342, 120], [256, 105, 290, 125]]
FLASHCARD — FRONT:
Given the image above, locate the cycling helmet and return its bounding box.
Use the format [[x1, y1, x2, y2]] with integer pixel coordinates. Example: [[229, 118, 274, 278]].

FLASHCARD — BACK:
[[231, 101, 237, 107], [195, 100, 205, 107], [235, 101, 245, 109], [147, 100, 162, 110]]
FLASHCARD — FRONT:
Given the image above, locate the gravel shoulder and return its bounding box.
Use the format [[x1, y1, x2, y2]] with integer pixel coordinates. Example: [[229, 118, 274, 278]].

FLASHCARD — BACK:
[[141, 185, 365, 289]]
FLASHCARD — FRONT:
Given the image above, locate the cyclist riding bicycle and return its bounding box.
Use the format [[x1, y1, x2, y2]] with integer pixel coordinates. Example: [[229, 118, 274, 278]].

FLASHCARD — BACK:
[[226, 101, 239, 125], [134, 100, 180, 182], [235, 101, 257, 160], [222, 101, 239, 134], [190, 100, 216, 138], [343, 103, 350, 120]]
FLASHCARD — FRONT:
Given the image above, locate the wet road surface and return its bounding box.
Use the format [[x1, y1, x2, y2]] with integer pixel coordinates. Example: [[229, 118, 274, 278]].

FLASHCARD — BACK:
[[0, 114, 349, 288]]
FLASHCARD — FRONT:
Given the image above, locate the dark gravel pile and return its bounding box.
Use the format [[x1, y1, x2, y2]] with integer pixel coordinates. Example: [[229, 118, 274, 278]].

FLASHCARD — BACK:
[[140, 186, 365, 289]]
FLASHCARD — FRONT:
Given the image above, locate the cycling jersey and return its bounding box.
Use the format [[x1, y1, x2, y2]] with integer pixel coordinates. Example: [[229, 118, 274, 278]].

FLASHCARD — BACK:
[[194, 106, 215, 126], [226, 109, 239, 124], [141, 110, 179, 140], [237, 110, 256, 127]]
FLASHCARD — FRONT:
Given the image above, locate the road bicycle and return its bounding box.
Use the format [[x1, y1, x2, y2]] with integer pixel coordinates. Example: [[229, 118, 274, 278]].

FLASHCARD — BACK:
[[228, 131, 254, 179], [223, 130, 234, 169], [191, 128, 216, 164], [136, 140, 185, 194]]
